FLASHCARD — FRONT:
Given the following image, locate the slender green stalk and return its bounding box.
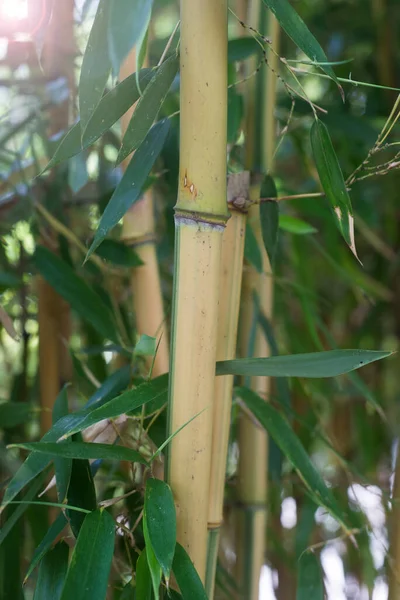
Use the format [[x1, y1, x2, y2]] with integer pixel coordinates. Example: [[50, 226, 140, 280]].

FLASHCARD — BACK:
[[166, 0, 229, 581]]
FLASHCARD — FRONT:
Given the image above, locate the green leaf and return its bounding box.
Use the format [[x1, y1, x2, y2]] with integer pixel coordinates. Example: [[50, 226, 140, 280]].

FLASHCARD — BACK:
[[65, 436, 97, 538], [33, 542, 69, 600], [0, 505, 24, 600], [262, 0, 343, 96], [172, 543, 208, 600], [136, 549, 152, 600], [25, 513, 67, 582], [52, 387, 72, 504], [279, 215, 317, 235], [228, 88, 243, 144], [33, 246, 118, 344], [244, 222, 263, 273], [95, 240, 143, 267], [216, 349, 391, 378], [12, 442, 148, 465], [60, 510, 115, 600], [108, 0, 153, 75], [228, 37, 261, 62], [79, 0, 111, 137], [86, 365, 131, 408], [143, 518, 162, 600], [144, 479, 176, 582], [260, 201, 279, 265], [68, 154, 89, 194], [0, 272, 22, 290], [310, 119, 358, 259], [46, 69, 154, 170], [236, 386, 350, 531], [3, 375, 168, 507], [296, 552, 324, 600], [0, 402, 34, 428], [87, 118, 170, 258], [117, 55, 178, 165], [135, 334, 157, 357]]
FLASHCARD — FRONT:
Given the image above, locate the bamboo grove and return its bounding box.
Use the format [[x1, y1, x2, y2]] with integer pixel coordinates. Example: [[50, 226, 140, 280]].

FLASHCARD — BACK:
[[0, 0, 399, 598]]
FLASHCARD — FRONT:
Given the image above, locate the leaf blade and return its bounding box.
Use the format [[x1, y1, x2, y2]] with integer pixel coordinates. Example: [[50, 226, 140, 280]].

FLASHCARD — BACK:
[[144, 479, 176, 582], [172, 543, 208, 600], [33, 542, 69, 600], [12, 442, 148, 465]]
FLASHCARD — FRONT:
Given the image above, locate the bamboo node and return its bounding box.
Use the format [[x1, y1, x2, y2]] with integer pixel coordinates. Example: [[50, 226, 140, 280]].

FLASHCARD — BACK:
[[174, 209, 229, 228]]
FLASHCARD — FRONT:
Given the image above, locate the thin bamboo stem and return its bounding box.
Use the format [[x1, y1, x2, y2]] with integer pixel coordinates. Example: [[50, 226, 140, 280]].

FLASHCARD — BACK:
[[235, 3, 280, 597], [206, 174, 250, 599], [120, 51, 169, 377], [167, 0, 229, 581]]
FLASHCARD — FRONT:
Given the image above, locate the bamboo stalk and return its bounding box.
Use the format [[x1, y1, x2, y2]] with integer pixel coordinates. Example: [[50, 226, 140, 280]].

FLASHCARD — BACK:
[[389, 442, 400, 600], [119, 52, 169, 377], [235, 3, 280, 597], [206, 173, 250, 598], [167, 0, 229, 581]]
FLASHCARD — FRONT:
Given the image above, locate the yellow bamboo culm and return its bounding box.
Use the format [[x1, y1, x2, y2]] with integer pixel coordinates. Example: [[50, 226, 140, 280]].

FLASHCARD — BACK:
[[167, 0, 229, 581], [235, 2, 280, 597], [120, 52, 169, 377], [206, 173, 250, 598]]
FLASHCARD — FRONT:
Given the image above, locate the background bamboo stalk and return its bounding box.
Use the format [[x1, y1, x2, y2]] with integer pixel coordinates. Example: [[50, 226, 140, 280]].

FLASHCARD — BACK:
[[119, 53, 169, 377], [235, 2, 280, 596], [167, 0, 229, 580], [206, 173, 250, 598], [38, 0, 75, 435], [389, 442, 400, 600]]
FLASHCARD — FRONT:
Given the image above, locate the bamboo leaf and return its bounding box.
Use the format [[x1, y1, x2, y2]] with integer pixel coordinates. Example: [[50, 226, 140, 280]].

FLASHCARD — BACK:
[[310, 119, 358, 259], [33, 246, 118, 344], [236, 386, 350, 530], [65, 435, 97, 538], [228, 37, 261, 62], [279, 215, 317, 235], [261, 0, 343, 97], [87, 118, 170, 258], [117, 55, 178, 165], [25, 513, 68, 582], [216, 349, 391, 378], [11, 442, 148, 465], [135, 549, 152, 600], [144, 479, 176, 582], [0, 505, 24, 600], [45, 69, 154, 170], [227, 88, 243, 144], [85, 365, 131, 408], [52, 387, 72, 504], [108, 0, 153, 75], [260, 201, 279, 265], [79, 0, 111, 136], [244, 222, 263, 273], [143, 517, 162, 600], [60, 510, 115, 600], [296, 552, 324, 600], [33, 542, 69, 600], [2, 375, 168, 507], [172, 543, 208, 600], [95, 240, 143, 267]]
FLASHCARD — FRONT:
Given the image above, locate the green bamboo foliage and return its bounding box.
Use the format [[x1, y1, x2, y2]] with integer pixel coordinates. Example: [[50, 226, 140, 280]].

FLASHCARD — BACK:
[[166, 0, 229, 581]]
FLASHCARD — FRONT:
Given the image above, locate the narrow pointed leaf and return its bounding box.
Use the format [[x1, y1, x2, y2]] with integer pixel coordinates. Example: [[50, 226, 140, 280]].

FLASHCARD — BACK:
[[217, 349, 391, 378], [45, 69, 154, 170], [262, 0, 343, 96], [172, 543, 208, 600], [279, 215, 317, 235], [33, 246, 118, 344], [117, 55, 178, 165], [0, 402, 34, 429], [25, 513, 67, 582], [310, 119, 358, 259], [60, 510, 115, 600], [244, 222, 263, 273], [13, 442, 148, 465], [66, 435, 97, 538], [52, 387, 72, 504], [108, 0, 153, 75], [228, 37, 261, 62], [135, 549, 152, 600], [236, 386, 350, 530], [79, 0, 111, 136], [87, 118, 170, 258], [260, 201, 279, 264], [144, 479, 176, 581], [95, 240, 143, 267], [143, 518, 162, 600], [33, 542, 69, 600], [296, 552, 324, 600], [3, 375, 168, 506]]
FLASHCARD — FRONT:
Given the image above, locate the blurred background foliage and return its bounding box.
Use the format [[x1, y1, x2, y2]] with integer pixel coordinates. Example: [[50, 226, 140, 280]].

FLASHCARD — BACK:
[[0, 0, 399, 598]]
